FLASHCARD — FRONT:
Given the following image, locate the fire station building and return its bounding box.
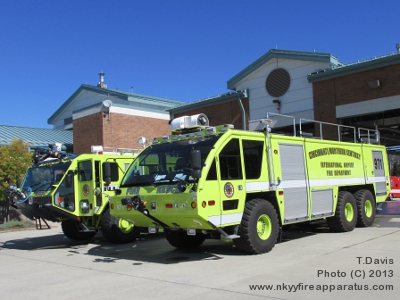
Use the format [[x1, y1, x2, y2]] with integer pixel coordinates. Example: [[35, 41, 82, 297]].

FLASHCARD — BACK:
[[43, 47, 400, 153]]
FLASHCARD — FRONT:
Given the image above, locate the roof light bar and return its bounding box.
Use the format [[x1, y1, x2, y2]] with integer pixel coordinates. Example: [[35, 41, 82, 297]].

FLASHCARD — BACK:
[[91, 145, 104, 154]]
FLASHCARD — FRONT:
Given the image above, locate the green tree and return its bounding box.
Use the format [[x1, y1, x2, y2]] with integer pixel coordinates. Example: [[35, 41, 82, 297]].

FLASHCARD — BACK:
[[0, 138, 32, 223]]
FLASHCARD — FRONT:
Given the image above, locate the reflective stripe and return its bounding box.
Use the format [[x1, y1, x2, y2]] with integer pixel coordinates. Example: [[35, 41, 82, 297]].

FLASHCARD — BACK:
[[208, 212, 243, 226], [366, 176, 387, 183], [279, 180, 307, 189], [246, 181, 269, 191], [280, 177, 387, 189], [246, 177, 388, 190], [309, 177, 365, 187]]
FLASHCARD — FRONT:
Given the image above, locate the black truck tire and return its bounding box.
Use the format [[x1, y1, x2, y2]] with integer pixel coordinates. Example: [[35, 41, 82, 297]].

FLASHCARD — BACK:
[[327, 191, 357, 232], [234, 199, 279, 254], [61, 219, 97, 241], [100, 207, 140, 244], [165, 229, 205, 250], [354, 189, 376, 227]]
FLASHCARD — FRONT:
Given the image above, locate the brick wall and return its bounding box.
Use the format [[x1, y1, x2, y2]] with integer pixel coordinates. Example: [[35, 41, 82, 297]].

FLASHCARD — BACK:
[[102, 113, 171, 151], [73, 113, 171, 154], [73, 98, 249, 153], [313, 63, 400, 123], [313, 63, 400, 140], [73, 113, 104, 154], [173, 97, 249, 130]]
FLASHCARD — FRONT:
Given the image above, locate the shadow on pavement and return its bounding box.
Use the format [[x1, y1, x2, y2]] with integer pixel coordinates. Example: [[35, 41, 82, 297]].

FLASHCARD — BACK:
[[1, 215, 398, 265], [0, 232, 104, 251], [84, 227, 322, 264], [0, 227, 320, 264]]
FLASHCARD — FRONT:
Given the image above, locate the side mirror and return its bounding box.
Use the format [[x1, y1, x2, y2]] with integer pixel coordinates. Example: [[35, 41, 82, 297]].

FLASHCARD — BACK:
[[191, 150, 202, 179], [93, 187, 102, 196], [103, 162, 111, 185]]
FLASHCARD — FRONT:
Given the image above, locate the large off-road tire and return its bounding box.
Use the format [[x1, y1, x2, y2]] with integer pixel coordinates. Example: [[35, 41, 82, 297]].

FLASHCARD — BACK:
[[100, 207, 140, 244], [327, 191, 357, 232], [234, 199, 279, 254], [61, 219, 97, 241], [165, 229, 205, 250], [354, 189, 376, 227]]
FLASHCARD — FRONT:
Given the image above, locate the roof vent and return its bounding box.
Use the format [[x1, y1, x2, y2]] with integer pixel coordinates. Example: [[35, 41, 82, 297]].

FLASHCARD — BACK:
[[97, 72, 107, 88], [266, 68, 290, 97]]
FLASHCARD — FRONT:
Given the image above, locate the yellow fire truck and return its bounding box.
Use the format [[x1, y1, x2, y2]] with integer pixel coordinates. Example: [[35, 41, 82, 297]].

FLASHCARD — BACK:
[[109, 113, 390, 253], [9, 144, 141, 243]]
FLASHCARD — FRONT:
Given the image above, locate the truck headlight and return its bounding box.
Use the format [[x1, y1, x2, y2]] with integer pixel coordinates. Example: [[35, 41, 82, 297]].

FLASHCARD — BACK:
[[80, 200, 90, 213]]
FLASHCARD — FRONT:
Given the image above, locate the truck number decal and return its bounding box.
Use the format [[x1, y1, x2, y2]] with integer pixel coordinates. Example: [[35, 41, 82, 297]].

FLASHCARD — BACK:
[[374, 158, 383, 170]]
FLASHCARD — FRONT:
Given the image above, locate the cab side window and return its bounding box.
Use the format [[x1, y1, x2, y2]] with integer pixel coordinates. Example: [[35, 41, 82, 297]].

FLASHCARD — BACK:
[[206, 159, 217, 180], [242, 140, 263, 179], [78, 160, 92, 181], [219, 139, 242, 180]]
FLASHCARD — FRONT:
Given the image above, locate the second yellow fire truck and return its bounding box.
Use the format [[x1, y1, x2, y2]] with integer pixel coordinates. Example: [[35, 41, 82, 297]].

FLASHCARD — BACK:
[[9, 144, 141, 243]]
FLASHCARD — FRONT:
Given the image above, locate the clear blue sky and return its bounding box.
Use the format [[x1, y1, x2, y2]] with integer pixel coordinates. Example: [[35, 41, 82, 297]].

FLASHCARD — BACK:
[[1, 0, 398, 128]]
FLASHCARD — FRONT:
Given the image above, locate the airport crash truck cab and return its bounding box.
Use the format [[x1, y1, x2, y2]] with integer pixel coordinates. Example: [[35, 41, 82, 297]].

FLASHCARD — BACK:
[[109, 113, 390, 254], [8, 143, 141, 243]]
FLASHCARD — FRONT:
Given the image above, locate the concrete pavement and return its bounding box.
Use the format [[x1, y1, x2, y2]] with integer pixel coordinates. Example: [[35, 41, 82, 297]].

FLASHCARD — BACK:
[[0, 215, 399, 300]]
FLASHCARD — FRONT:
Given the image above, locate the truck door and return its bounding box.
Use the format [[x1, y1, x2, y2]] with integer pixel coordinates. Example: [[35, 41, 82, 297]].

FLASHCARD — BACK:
[[94, 160, 102, 210], [215, 138, 246, 226], [54, 170, 75, 212], [277, 142, 309, 223], [76, 159, 95, 215], [200, 158, 221, 223]]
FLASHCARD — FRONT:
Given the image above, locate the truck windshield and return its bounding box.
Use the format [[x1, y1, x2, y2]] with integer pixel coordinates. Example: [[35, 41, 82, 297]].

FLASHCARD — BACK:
[[121, 135, 220, 187], [21, 163, 71, 192]]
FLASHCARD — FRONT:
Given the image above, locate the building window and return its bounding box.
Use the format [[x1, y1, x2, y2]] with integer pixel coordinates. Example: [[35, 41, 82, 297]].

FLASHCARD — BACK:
[[64, 117, 72, 125]]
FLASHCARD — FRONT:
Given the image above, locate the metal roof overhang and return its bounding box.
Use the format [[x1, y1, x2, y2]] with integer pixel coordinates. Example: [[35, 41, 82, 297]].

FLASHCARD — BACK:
[[228, 49, 338, 90], [48, 84, 184, 124], [308, 53, 400, 82], [168, 90, 248, 114]]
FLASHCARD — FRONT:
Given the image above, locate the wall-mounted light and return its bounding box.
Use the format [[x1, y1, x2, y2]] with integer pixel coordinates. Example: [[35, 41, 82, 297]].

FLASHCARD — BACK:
[[368, 80, 380, 89], [272, 99, 281, 111], [102, 99, 113, 121]]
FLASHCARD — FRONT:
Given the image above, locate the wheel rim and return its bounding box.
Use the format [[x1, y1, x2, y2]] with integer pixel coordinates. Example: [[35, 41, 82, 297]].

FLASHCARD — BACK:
[[257, 214, 272, 240], [345, 202, 354, 222], [364, 199, 373, 218], [118, 219, 134, 233]]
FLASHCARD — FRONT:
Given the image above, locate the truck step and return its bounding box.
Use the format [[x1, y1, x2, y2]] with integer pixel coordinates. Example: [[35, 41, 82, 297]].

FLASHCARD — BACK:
[[226, 234, 240, 239]]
